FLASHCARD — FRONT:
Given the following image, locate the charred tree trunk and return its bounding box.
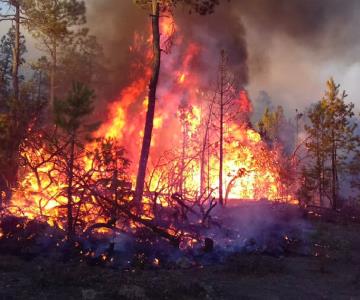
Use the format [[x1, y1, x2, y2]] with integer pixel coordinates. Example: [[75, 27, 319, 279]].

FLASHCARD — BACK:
[[134, 1, 161, 205], [180, 121, 186, 195], [319, 157, 324, 207], [331, 132, 338, 210], [66, 135, 75, 242], [219, 97, 224, 205], [11, 0, 20, 100], [218, 51, 225, 206], [200, 136, 206, 195], [37, 71, 42, 99], [50, 41, 57, 108], [200, 99, 215, 195], [316, 136, 324, 207]]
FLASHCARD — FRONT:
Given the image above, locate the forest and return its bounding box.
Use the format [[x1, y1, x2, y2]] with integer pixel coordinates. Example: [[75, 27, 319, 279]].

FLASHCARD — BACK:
[[0, 0, 360, 299]]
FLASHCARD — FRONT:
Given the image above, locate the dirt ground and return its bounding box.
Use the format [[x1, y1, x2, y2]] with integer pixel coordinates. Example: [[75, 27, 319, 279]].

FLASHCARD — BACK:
[[0, 220, 360, 300]]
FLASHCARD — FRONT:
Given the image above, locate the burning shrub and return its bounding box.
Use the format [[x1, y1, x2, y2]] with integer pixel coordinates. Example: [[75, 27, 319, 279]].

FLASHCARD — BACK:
[[0, 9, 304, 268]]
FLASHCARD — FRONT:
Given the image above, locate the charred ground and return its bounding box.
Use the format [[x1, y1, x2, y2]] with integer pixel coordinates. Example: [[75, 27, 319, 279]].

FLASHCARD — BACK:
[[0, 218, 359, 300], [0, 205, 360, 300]]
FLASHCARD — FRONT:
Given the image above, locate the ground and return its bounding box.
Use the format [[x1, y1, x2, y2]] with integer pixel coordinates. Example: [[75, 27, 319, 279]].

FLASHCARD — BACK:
[[0, 220, 360, 300]]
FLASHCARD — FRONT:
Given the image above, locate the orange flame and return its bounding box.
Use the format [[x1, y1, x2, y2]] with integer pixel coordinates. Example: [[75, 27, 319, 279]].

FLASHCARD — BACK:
[[10, 15, 298, 230]]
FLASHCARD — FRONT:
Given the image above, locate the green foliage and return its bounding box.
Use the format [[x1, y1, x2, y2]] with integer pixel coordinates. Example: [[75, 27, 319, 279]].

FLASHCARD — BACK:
[[54, 82, 94, 134], [22, 0, 106, 105], [23, 0, 86, 48], [0, 94, 42, 200], [56, 32, 107, 98], [29, 56, 51, 101], [0, 26, 27, 100], [302, 78, 359, 207], [258, 106, 285, 142], [257, 105, 296, 155]]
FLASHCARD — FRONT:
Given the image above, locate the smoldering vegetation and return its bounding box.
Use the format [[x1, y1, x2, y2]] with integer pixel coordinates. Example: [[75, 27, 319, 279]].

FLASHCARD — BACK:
[[0, 201, 312, 269]]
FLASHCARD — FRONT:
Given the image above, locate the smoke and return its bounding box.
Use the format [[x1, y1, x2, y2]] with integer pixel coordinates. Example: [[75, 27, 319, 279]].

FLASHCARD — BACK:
[[86, 0, 360, 112], [208, 200, 311, 255], [236, 0, 359, 42], [86, 0, 248, 100], [86, 201, 313, 266], [236, 0, 360, 113]]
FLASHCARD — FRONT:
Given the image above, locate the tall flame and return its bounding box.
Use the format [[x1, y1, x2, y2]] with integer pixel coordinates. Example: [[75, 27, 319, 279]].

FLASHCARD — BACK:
[[10, 15, 297, 228]]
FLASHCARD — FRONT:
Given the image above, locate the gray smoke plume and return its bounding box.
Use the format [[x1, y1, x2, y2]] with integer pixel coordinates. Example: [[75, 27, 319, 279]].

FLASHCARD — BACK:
[[87, 1, 248, 98], [86, 0, 360, 110]]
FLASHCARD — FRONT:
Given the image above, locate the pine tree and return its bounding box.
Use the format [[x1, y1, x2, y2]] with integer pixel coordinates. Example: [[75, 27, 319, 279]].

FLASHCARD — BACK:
[[54, 82, 94, 241], [0, 24, 28, 207], [0, 0, 26, 100], [303, 78, 358, 209], [56, 33, 106, 99], [0, 25, 27, 101], [215, 50, 241, 206], [23, 0, 86, 107], [257, 105, 295, 150]]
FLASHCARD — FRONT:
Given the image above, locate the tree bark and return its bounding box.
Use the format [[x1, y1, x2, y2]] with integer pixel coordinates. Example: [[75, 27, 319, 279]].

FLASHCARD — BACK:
[[50, 41, 57, 108], [11, 0, 20, 101], [180, 118, 186, 195], [200, 98, 215, 195], [218, 51, 225, 206], [331, 132, 338, 210], [134, 1, 161, 205], [67, 135, 75, 242]]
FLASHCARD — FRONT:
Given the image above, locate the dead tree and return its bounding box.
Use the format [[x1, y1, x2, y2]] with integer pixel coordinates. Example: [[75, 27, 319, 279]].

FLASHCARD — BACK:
[[134, 0, 218, 205], [200, 94, 216, 196], [134, 0, 161, 205], [214, 50, 239, 205]]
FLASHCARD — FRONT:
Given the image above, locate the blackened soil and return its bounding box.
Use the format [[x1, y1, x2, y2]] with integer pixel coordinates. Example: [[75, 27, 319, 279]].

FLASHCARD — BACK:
[[0, 220, 360, 300]]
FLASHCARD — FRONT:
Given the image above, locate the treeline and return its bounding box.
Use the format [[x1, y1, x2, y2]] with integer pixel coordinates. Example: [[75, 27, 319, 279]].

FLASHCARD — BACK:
[[256, 78, 360, 210], [0, 0, 107, 204]]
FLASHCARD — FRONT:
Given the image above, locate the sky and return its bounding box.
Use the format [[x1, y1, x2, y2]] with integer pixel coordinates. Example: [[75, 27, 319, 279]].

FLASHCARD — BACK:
[[1, 0, 360, 117], [245, 19, 360, 115]]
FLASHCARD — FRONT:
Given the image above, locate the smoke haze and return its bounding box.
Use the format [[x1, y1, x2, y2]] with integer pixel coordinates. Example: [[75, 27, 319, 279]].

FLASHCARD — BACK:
[[86, 0, 360, 116]]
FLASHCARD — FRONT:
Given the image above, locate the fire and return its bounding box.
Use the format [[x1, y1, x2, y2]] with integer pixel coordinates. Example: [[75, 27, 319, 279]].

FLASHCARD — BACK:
[[178, 73, 186, 84], [9, 15, 297, 232]]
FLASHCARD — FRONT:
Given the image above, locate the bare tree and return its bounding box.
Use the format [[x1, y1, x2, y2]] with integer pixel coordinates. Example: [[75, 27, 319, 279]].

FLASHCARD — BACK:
[[215, 50, 239, 205], [134, 0, 162, 205]]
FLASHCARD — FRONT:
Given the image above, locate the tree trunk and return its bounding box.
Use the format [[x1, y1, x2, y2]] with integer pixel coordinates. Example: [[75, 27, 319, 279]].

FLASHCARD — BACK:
[[67, 136, 75, 242], [200, 135, 206, 195], [134, 1, 161, 205], [218, 51, 225, 206], [219, 97, 224, 205], [180, 120, 186, 195], [11, 1, 20, 100], [200, 99, 215, 196], [38, 71, 42, 99], [50, 41, 57, 107], [331, 136, 337, 210]]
